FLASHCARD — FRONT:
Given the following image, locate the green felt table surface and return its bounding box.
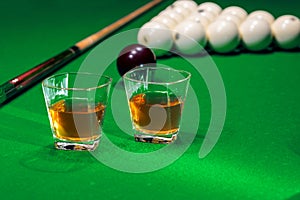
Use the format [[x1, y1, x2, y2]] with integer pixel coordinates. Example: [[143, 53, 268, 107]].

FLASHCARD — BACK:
[[0, 0, 300, 199]]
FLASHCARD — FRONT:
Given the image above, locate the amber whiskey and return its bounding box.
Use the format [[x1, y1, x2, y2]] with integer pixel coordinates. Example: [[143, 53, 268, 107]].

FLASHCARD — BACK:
[[129, 91, 183, 135], [49, 99, 105, 142]]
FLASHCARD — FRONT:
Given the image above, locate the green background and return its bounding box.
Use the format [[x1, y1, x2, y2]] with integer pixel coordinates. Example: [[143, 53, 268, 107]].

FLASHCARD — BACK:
[[0, 0, 300, 199]]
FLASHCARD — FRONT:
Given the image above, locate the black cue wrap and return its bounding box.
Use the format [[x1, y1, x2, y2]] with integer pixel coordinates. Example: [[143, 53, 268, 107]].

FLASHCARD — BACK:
[[0, 46, 80, 104]]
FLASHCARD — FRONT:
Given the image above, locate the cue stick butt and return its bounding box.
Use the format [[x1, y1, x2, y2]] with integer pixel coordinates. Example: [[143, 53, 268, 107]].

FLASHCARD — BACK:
[[0, 0, 162, 105], [0, 47, 80, 105]]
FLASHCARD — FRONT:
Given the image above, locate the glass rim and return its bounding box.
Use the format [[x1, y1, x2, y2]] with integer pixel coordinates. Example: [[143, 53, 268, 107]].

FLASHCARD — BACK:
[[122, 67, 191, 85], [42, 72, 112, 91]]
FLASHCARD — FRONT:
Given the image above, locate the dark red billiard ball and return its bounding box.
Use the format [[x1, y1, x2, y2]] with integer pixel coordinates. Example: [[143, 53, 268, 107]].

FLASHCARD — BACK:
[[117, 44, 156, 76]]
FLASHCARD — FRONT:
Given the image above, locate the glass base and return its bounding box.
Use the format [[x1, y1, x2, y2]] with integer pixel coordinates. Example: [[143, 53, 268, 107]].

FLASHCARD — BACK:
[[54, 139, 99, 151], [134, 133, 178, 144]]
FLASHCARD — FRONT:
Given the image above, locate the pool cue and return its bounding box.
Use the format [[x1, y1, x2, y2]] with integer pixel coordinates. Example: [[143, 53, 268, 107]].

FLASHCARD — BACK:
[[0, 0, 162, 105]]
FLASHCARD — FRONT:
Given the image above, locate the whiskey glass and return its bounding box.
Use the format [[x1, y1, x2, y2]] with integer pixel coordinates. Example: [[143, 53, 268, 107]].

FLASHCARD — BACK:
[[42, 72, 112, 151], [123, 67, 191, 144]]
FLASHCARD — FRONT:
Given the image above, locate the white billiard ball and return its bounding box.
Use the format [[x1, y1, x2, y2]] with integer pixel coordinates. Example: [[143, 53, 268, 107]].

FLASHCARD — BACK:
[[151, 15, 178, 29], [187, 12, 211, 28], [247, 10, 275, 25], [137, 21, 173, 56], [159, 10, 185, 23], [193, 9, 216, 23], [167, 5, 191, 18], [221, 6, 248, 21], [271, 15, 300, 50], [207, 19, 240, 53], [217, 13, 242, 26], [173, 0, 198, 12], [173, 20, 207, 55], [239, 18, 273, 51], [197, 2, 222, 17]]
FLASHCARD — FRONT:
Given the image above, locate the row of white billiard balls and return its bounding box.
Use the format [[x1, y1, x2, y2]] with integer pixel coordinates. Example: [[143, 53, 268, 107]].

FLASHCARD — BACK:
[[137, 1, 300, 56]]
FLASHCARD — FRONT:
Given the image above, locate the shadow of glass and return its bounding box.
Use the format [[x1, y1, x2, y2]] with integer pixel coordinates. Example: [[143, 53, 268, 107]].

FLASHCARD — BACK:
[[20, 145, 97, 173]]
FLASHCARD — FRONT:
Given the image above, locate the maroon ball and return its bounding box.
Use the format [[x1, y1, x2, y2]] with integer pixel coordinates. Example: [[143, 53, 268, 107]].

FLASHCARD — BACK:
[[117, 44, 156, 76]]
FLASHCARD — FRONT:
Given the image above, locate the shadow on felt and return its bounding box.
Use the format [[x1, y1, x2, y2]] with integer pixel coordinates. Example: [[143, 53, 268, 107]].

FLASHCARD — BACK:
[[156, 44, 300, 60], [289, 131, 300, 157], [19, 145, 97, 173], [287, 192, 300, 200]]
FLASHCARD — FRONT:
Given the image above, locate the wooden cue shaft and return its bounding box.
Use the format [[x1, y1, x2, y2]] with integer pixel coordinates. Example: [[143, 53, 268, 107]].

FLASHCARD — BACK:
[[76, 0, 162, 51], [0, 0, 162, 105]]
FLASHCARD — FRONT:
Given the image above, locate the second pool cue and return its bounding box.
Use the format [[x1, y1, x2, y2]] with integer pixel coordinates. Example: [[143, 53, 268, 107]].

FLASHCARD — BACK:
[[0, 0, 162, 105]]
